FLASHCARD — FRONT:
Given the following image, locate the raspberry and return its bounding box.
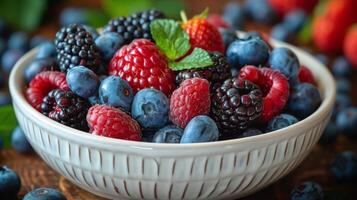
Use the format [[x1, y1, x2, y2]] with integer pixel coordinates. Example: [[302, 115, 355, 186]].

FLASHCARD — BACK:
[[298, 65, 317, 86], [343, 26, 357, 68], [182, 18, 225, 53], [239, 66, 289, 123], [170, 78, 210, 128], [86, 105, 141, 141], [26, 71, 69, 111], [109, 39, 175, 96], [41, 89, 90, 131]]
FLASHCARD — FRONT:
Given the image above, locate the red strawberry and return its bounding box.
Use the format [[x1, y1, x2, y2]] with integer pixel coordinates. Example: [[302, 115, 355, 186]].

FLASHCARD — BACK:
[[343, 25, 357, 68], [207, 14, 230, 29], [170, 78, 210, 128], [239, 66, 289, 123], [182, 17, 225, 53], [269, 0, 318, 16], [109, 39, 175, 96], [86, 105, 141, 141], [26, 71, 69, 111], [298, 65, 317, 86]]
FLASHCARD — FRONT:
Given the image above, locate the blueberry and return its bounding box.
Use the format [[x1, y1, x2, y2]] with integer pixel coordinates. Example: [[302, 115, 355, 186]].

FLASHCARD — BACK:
[[8, 31, 29, 51], [336, 107, 357, 137], [99, 75, 133, 111], [291, 181, 324, 200], [266, 114, 298, 132], [180, 115, 219, 143], [219, 28, 237, 49], [60, 7, 87, 26], [11, 127, 32, 153], [152, 125, 184, 143], [244, 0, 277, 24], [226, 36, 269, 69], [67, 66, 100, 98], [131, 88, 169, 129], [83, 25, 99, 39], [24, 188, 67, 200], [332, 56, 352, 77], [0, 166, 21, 200], [269, 47, 300, 81], [30, 35, 50, 49], [283, 10, 307, 33], [287, 83, 321, 119], [336, 78, 351, 94], [95, 32, 124, 61], [36, 42, 57, 59], [271, 23, 293, 42], [222, 2, 246, 29], [315, 53, 329, 66], [0, 92, 11, 106], [330, 151, 357, 181], [241, 128, 263, 138], [24, 58, 58, 83], [332, 94, 352, 119], [319, 122, 339, 145], [1, 49, 24, 74]]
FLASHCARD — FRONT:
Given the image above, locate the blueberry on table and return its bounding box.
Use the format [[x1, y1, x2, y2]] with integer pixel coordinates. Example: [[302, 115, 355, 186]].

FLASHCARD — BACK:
[[0, 91, 11, 106], [332, 56, 352, 78], [0, 166, 21, 200], [330, 151, 357, 181], [336, 78, 351, 94], [271, 23, 293, 42], [24, 188, 67, 200], [180, 115, 219, 143], [244, 0, 277, 25], [283, 9, 307, 33], [11, 126, 33, 153], [269, 47, 300, 81], [8, 31, 29, 51], [222, 2, 245, 29], [66, 66, 100, 98], [332, 94, 352, 119], [95, 32, 125, 61], [291, 181, 324, 200], [1, 49, 24, 74], [336, 107, 357, 137], [266, 113, 298, 132], [152, 125, 184, 143]]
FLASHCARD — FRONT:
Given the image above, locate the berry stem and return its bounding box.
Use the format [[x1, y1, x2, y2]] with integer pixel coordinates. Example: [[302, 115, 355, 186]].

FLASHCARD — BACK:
[[180, 11, 188, 23]]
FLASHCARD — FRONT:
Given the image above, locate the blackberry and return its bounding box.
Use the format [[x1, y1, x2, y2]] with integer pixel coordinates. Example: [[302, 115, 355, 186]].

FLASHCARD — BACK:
[[175, 52, 231, 90], [103, 9, 165, 44], [41, 89, 90, 131], [54, 24, 102, 73], [211, 78, 263, 135]]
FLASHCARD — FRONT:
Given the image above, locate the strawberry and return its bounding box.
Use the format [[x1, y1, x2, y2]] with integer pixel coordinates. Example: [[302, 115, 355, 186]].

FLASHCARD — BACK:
[[343, 25, 357, 68]]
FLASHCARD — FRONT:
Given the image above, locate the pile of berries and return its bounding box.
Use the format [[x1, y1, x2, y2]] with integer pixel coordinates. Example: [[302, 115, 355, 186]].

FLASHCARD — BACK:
[[24, 9, 322, 144]]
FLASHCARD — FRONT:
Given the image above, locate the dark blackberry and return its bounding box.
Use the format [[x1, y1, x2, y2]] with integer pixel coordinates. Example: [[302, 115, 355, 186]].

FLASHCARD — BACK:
[[54, 24, 102, 73], [103, 9, 165, 44], [211, 78, 263, 135], [41, 89, 90, 131], [175, 52, 231, 91]]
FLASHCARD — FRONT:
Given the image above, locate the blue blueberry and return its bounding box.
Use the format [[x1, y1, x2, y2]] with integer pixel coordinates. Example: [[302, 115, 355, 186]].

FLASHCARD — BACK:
[[244, 0, 277, 24], [226, 36, 270, 69], [11, 127, 32, 153], [24, 188, 67, 200], [332, 94, 352, 119], [95, 32, 124, 61], [131, 88, 169, 129], [291, 181, 324, 200], [315, 53, 329, 66], [319, 122, 339, 145], [332, 56, 352, 77], [60, 7, 87, 26], [152, 125, 184, 143], [0, 92, 11, 106], [336, 78, 351, 94], [30, 35, 50, 49], [222, 2, 246, 29], [330, 151, 357, 181], [1, 49, 24, 74], [36, 42, 57, 59], [0, 166, 21, 200], [99, 75, 133, 111], [219, 28, 237, 49], [336, 107, 357, 137], [8, 31, 29, 51], [241, 128, 263, 137], [24, 58, 58, 83], [66, 66, 100, 98], [83, 25, 99, 39], [180, 115, 219, 143], [266, 114, 299, 132], [287, 83, 321, 119], [269, 47, 300, 81], [271, 23, 293, 42], [283, 10, 307, 32]]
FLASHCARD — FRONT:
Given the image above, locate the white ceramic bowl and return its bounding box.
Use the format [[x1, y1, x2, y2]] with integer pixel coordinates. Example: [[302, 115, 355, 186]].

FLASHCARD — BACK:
[[9, 38, 335, 200]]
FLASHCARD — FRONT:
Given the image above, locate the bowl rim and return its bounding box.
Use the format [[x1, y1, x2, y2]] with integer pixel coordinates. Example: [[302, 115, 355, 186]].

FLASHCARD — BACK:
[[9, 38, 336, 150]]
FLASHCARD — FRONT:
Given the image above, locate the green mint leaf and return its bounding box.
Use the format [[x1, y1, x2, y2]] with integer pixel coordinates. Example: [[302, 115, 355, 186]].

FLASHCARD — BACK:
[[0, 105, 18, 148], [169, 48, 213, 71], [150, 19, 191, 60]]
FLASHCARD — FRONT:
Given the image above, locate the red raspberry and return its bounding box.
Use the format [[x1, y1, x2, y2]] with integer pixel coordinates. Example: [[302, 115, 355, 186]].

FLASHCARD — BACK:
[[182, 18, 225, 53], [86, 105, 141, 141], [298, 65, 317, 86], [343, 26, 357, 68], [109, 39, 175, 96], [26, 71, 69, 111], [170, 78, 211, 128], [269, 0, 318, 16], [207, 14, 230, 29], [239, 66, 289, 123]]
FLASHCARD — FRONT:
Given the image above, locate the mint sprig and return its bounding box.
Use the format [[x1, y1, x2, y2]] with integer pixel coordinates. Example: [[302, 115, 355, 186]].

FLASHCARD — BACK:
[[0, 105, 18, 147], [169, 48, 213, 71]]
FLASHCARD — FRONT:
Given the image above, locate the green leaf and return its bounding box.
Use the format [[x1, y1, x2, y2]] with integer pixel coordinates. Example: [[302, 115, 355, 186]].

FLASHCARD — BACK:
[[102, 0, 152, 17], [84, 9, 111, 28], [150, 19, 191, 60], [297, 17, 312, 44], [169, 48, 213, 71], [0, 105, 18, 148], [154, 0, 184, 18]]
